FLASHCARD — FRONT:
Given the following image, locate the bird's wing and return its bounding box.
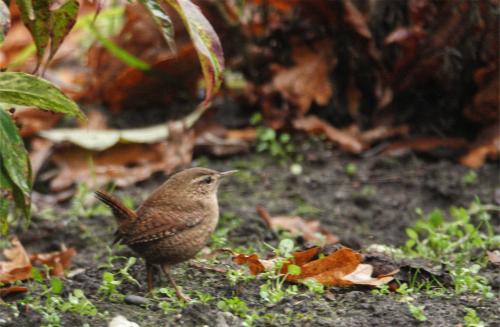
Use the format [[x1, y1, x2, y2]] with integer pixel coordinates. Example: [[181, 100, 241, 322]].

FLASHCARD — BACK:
[[123, 200, 206, 245]]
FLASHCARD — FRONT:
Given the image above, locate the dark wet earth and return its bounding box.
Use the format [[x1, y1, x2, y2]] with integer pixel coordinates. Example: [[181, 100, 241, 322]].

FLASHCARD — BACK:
[[1, 141, 499, 326]]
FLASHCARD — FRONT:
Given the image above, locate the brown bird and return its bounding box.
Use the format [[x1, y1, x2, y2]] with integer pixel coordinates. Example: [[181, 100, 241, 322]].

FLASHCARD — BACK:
[[95, 167, 237, 300]]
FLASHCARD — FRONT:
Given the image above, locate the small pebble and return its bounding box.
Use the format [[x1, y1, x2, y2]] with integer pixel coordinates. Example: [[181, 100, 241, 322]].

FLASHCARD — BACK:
[[124, 294, 150, 306]]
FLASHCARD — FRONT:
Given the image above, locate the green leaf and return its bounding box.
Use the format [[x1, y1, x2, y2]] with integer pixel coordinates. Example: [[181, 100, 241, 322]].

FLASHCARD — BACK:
[[50, 277, 64, 295], [428, 210, 443, 228], [87, 24, 150, 71], [0, 72, 84, 119], [406, 228, 418, 240], [0, 0, 10, 46], [140, 0, 176, 52], [0, 108, 31, 219], [287, 264, 301, 276], [31, 267, 43, 283], [165, 0, 224, 105], [16, 0, 79, 69]]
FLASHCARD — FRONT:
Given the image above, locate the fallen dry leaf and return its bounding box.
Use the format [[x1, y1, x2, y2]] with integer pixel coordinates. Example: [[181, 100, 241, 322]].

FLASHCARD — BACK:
[[0, 286, 29, 297], [232, 253, 266, 275], [293, 115, 365, 153], [341, 264, 396, 286], [0, 238, 31, 283], [270, 44, 334, 115], [384, 137, 468, 156], [257, 206, 338, 245], [286, 247, 361, 286], [460, 124, 499, 168], [0, 238, 76, 296], [29, 245, 76, 277], [358, 125, 409, 144], [231, 246, 397, 287]]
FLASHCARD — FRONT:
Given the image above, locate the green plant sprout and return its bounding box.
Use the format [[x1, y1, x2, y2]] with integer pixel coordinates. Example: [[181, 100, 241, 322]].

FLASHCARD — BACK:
[[98, 256, 140, 301], [23, 268, 98, 327]]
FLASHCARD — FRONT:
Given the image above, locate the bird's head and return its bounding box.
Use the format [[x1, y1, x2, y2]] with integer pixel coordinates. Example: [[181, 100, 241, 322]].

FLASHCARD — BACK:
[[166, 167, 238, 199]]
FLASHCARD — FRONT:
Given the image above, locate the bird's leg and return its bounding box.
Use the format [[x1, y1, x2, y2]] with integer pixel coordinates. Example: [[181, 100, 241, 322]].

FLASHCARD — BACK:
[[146, 263, 154, 291], [160, 264, 191, 302]]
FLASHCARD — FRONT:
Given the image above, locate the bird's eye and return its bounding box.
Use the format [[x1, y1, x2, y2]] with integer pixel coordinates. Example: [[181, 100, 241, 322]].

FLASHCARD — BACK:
[[203, 176, 213, 184]]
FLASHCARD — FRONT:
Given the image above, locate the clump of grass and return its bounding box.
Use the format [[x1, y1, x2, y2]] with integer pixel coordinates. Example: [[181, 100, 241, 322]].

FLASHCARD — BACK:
[[402, 198, 498, 297], [19, 268, 98, 327]]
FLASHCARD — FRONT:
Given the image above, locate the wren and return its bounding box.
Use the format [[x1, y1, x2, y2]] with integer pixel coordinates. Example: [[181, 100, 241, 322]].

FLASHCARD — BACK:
[[95, 167, 237, 301]]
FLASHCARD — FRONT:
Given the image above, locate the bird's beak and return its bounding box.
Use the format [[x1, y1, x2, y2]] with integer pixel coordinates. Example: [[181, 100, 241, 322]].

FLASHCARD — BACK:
[[219, 170, 238, 177]]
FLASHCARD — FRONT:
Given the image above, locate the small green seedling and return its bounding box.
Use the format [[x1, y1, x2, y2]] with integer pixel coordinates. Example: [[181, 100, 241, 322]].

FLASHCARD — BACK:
[[227, 268, 256, 286], [217, 296, 250, 317], [407, 303, 427, 322], [251, 113, 301, 167], [155, 287, 188, 314], [345, 163, 358, 177], [301, 278, 325, 295], [463, 308, 485, 327], [462, 170, 478, 185], [98, 256, 140, 301], [27, 268, 98, 327]]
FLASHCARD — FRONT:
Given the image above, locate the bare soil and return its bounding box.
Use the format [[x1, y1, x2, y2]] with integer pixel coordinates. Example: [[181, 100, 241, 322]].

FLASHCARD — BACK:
[[1, 140, 499, 327]]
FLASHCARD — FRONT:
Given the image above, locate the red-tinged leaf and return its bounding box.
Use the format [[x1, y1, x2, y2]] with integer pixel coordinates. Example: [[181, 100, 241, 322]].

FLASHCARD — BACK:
[[140, 0, 177, 52], [48, 0, 79, 62], [16, 0, 79, 71], [165, 0, 225, 105], [0, 237, 32, 283]]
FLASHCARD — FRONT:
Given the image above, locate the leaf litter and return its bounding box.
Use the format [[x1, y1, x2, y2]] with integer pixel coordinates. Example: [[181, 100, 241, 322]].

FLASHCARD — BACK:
[[225, 246, 398, 287], [256, 206, 339, 245], [0, 237, 75, 297]]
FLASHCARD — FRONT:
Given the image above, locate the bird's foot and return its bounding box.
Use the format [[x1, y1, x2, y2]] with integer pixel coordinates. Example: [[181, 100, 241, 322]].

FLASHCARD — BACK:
[[175, 288, 192, 302]]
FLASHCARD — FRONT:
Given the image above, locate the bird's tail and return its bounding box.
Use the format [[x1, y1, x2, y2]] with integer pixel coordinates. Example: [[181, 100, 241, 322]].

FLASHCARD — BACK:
[[94, 190, 137, 223]]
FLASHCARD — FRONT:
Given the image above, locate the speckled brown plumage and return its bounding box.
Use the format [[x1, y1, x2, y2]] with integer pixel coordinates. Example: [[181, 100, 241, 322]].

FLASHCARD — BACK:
[[95, 167, 236, 300]]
